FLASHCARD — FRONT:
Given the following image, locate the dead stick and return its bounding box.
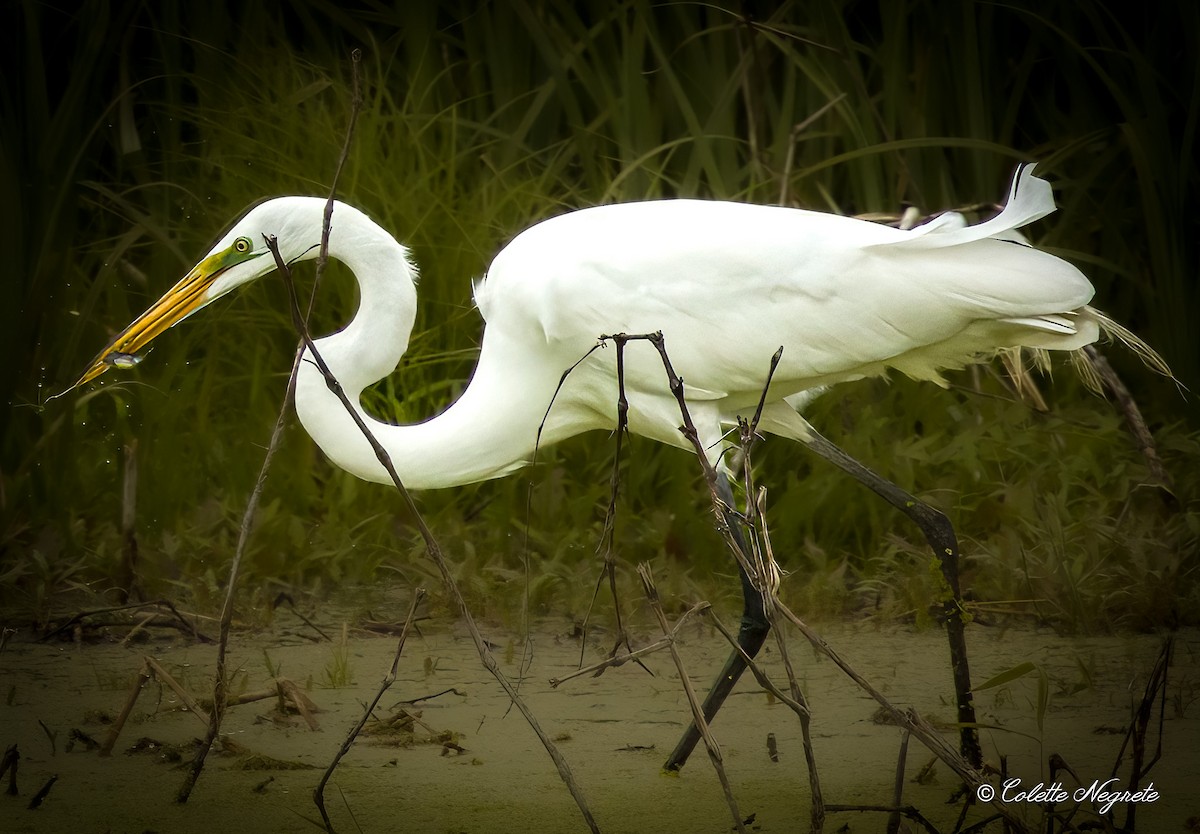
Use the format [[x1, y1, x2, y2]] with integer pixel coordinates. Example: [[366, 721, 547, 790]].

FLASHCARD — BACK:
[[637, 563, 745, 834], [119, 439, 138, 603], [1083, 344, 1174, 496], [27, 774, 57, 810], [704, 613, 808, 718], [120, 611, 157, 647], [154, 599, 213, 642], [268, 216, 599, 834], [281, 679, 323, 715], [177, 53, 364, 805], [284, 599, 333, 642], [394, 687, 465, 705], [36, 719, 56, 755], [579, 334, 651, 679], [887, 730, 912, 834], [551, 602, 709, 687], [771, 600, 1030, 833], [177, 305, 302, 798], [1, 744, 18, 795], [314, 589, 425, 831], [42, 600, 211, 643], [279, 679, 320, 731], [100, 659, 153, 756], [748, 482, 824, 833], [554, 637, 672, 688], [273, 239, 600, 832], [199, 680, 322, 710], [144, 656, 210, 724]]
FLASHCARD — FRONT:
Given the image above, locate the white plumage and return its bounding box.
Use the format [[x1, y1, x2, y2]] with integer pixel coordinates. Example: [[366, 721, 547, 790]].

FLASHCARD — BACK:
[[75, 164, 1102, 489]]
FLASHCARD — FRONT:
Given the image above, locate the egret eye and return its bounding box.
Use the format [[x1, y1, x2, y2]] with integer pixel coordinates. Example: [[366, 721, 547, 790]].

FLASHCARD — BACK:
[[233, 236, 252, 254]]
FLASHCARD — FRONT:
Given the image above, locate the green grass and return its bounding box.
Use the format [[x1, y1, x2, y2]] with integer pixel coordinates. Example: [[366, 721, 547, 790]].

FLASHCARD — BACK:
[[2, 0, 1196, 632]]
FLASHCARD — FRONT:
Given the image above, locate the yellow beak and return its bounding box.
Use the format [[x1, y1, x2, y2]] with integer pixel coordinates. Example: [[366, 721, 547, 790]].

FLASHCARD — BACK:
[[70, 248, 243, 391]]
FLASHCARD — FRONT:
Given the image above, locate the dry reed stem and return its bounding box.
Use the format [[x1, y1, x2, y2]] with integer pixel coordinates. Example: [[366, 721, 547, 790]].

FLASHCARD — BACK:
[[100, 661, 153, 757], [704, 606, 826, 833], [102, 656, 212, 757], [175, 344, 305, 803], [119, 611, 157, 647], [277, 595, 333, 641], [279, 679, 320, 731], [144, 656, 210, 724]]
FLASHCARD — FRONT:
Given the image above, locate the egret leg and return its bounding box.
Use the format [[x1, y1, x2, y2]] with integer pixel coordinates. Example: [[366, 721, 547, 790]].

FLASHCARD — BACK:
[[799, 426, 982, 768], [663, 471, 770, 772]]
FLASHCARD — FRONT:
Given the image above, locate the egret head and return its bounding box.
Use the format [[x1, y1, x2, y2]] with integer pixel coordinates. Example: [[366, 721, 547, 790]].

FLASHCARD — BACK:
[[70, 197, 330, 391]]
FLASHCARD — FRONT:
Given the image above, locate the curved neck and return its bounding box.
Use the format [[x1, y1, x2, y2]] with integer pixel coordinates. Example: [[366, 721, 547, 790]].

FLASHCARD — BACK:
[[291, 205, 548, 488]]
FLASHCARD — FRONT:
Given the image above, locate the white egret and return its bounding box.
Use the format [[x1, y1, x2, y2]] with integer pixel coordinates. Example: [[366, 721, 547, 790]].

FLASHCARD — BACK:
[[71, 163, 1137, 771]]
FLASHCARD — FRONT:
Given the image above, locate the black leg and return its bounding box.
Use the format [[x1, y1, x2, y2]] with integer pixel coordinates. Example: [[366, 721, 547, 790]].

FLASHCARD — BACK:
[[800, 427, 982, 768], [663, 471, 771, 772], [665, 424, 984, 772]]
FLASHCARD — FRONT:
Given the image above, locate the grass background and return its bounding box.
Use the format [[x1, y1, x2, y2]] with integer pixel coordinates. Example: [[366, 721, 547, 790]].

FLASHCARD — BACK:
[[2, 0, 1197, 631]]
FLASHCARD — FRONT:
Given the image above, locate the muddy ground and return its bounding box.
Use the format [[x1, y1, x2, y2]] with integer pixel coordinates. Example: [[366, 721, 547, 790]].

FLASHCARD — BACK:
[[1, 604, 1197, 833]]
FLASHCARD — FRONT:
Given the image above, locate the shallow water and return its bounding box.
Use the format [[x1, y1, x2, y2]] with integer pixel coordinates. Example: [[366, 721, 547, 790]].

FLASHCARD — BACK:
[[1, 613, 1196, 833]]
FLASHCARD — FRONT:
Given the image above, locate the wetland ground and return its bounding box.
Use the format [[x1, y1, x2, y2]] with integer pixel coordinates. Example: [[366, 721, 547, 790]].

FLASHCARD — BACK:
[[1, 603, 1197, 833]]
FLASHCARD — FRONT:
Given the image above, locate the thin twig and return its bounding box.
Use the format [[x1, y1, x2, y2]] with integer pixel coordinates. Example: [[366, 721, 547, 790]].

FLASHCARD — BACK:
[[259, 72, 597, 830], [277, 594, 333, 642], [728, 351, 826, 832], [175, 345, 305, 802], [1083, 344, 1175, 498], [267, 229, 600, 833], [550, 601, 709, 688], [770, 599, 1029, 833], [580, 334, 656, 678], [176, 49, 365, 805], [42, 600, 211, 643], [393, 687, 466, 706], [315, 588, 426, 831], [703, 611, 809, 718], [144, 656, 210, 724]]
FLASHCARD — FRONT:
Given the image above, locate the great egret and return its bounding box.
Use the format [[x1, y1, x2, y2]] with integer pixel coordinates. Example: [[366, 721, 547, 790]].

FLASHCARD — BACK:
[[71, 163, 1129, 771]]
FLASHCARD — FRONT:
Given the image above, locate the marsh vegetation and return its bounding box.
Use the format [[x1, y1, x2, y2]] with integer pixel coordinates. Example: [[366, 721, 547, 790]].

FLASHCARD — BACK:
[[3, 2, 1198, 831]]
